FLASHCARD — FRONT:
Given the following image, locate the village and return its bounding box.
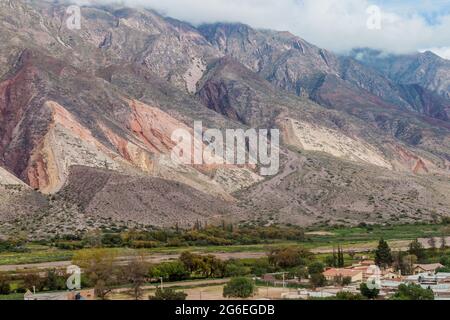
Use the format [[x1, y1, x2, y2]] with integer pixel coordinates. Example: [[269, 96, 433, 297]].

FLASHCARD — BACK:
[[21, 250, 450, 301], [260, 260, 450, 300], [3, 226, 450, 301]]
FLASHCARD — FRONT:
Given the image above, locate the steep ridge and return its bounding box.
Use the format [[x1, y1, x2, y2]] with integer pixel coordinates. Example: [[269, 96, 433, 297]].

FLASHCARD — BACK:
[[352, 49, 450, 100], [199, 23, 339, 96], [0, 0, 222, 91]]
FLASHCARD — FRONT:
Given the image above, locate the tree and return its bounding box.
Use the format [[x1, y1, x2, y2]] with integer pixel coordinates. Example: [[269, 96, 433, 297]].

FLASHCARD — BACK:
[[308, 260, 325, 288], [250, 259, 272, 277], [347, 250, 356, 260], [408, 239, 425, 262], [121, 256, 149, 300], [179, 252, 226, 278], [225, 260, 251, 277], [402, 255, 418, 275], [390, 283, 434, 300], [441, 236, 447, 251], [335, 291, 364, 300], [436, 265, 450, 273], [150, 261, 189, 282], [23, 274, 45, 292], [308, 262, 325, 275], [392, 251, 405, 274], [337, 245, 345, 268], [374, 238, 393, 268], [200, 255, 226, 278], [267, 247, 313, 268], [359, 283, 379, 299], [45, 269, 66, 291], [428, 237, 437, 251], [341, 276, 352, 286], [73, 249, 118, 299], [149, 288, 187, 300], [289, 266, 308, 282], [328, 246, 338, 268], [439, 255, 450, 268], [325, 255, 336, 268], [0, 274, 11, 295], [179, 251, 202, 274], [101, 233, 123, 247], [310, 273, 326, 288], [223, 277, 256, 298]]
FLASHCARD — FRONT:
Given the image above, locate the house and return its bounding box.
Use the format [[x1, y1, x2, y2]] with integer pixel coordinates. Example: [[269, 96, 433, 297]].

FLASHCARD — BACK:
[[351, 264, 399, 281], [322, 268, 363, 283], [261, 274, 276, 282], [413, 263, 444, 275], [382, 271, 401, 280], [405, 272, 450, 285]]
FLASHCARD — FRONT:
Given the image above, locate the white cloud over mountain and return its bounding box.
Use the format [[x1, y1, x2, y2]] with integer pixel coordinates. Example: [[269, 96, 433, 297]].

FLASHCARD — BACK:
[[73, 0, 450, 58]]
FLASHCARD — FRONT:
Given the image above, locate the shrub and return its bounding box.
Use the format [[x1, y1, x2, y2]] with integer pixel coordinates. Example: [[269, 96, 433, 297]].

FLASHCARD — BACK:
[[45, 269, 66, 291], [225, 261, 251, 277], [0, 275, 11, 295], [310, 273, 326, 288], [336, 291, 364, 300], [149, 288, 187, 300], [360, 283, 380, 299], [150, 261, 190, 282], [223, 277, 255, 298], [308, 262, 325, 275], [101, 233, 123, 247], [23, 274, 45, 292], [268, 247, 313, 268], [390, 283, 434, 300]]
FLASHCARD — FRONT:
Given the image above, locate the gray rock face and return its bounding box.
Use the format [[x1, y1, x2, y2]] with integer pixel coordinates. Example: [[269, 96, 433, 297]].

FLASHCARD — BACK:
[[199, 23, 340, 96], [199, 24, 450, 123]]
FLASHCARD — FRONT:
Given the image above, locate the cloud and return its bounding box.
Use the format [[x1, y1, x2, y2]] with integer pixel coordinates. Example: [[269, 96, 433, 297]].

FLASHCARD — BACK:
[[424, 47, 450, 60], [73, 0, 450, 58]]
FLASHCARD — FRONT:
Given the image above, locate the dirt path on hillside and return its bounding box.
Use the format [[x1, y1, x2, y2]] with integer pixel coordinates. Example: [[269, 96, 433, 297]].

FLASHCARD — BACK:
[[252, 149, 302, 195]]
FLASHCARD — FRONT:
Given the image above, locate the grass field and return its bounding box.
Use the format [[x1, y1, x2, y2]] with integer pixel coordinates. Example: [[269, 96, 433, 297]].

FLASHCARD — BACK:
[[312, 223, 446, 243], [0, 223, 448, 266], [0, 293, 24, 300]]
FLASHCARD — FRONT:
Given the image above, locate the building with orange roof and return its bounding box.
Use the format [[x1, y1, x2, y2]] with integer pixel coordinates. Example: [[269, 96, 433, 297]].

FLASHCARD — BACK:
[[322, 268, 363, 283]]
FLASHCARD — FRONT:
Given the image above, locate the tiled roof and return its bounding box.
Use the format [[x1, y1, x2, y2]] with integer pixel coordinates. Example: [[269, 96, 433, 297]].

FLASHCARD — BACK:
[[323, 268, 363, 277], [414, 263, 444, 271]]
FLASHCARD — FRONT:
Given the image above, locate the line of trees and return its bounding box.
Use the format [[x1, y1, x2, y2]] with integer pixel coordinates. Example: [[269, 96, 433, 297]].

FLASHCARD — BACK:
[[51, 224, 307, 250]]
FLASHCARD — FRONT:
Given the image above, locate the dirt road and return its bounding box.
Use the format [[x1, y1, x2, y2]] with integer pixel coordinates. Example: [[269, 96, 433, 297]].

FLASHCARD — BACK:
[[112, 278, 231, 294]]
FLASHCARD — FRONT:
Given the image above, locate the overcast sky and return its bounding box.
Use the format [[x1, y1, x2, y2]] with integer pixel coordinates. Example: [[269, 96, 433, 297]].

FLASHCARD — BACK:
[[75, 0, 450, 58]]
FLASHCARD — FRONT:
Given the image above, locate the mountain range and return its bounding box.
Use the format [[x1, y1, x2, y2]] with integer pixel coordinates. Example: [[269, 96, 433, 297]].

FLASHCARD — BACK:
[[0, 0, 449, 239]]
